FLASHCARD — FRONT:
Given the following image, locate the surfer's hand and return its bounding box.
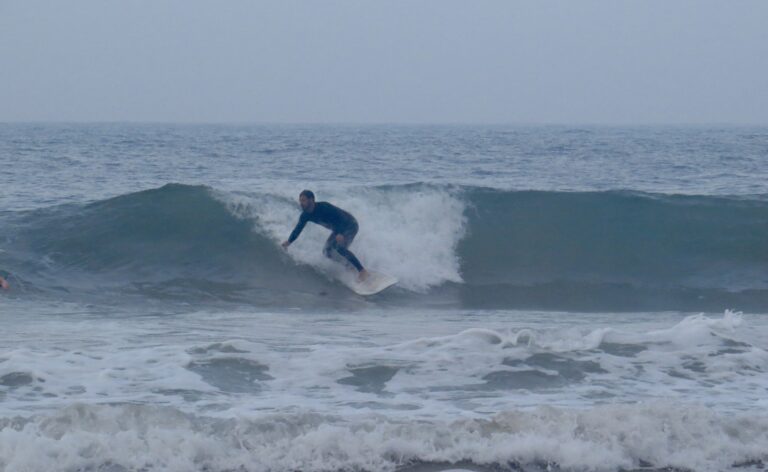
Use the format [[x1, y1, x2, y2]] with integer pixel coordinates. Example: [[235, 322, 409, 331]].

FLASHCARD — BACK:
[[335, 234, 345, 245], [281, 241, 290, 250]]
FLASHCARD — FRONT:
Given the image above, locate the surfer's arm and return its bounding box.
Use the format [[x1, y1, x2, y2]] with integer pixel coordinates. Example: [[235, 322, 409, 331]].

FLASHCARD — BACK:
[[285, 213, 309, 246]]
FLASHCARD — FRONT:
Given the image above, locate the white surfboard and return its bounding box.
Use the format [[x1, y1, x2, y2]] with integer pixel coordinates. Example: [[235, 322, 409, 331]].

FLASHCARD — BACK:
[[340, 270, 398, 296]]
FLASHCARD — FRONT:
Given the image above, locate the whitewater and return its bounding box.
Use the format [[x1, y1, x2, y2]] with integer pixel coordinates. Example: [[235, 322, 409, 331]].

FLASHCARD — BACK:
[[1, 124, 767, 472]]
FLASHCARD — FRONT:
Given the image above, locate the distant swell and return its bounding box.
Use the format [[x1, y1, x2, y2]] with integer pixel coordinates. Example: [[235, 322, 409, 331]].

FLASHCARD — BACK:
[[1, 183, 766, 311]]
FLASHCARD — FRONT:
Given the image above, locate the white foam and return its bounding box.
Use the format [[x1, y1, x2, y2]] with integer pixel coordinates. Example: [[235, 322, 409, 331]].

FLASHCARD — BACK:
[[1, 402, 766, 472], [0, 304, 767, 471], [2, 308, 767, 418], [217, 185, 467, 291]]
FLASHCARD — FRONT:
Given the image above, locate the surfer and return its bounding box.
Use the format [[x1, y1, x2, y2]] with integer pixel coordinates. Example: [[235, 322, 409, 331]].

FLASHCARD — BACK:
[[282, 190, 369, 282], [0, 276, 8, 290]]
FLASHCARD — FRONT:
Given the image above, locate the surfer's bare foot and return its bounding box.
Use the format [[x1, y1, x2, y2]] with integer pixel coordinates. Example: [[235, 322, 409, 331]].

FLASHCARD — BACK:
[[357, 269, 369, 282], [0, 277, 8, 290]]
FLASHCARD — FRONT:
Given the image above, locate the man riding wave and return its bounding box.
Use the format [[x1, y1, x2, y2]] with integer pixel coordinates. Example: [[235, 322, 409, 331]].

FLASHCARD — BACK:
[[282, 190, 369, 282]]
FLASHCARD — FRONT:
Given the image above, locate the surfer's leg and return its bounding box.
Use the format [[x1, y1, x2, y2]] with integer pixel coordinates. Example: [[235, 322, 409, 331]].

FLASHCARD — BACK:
[[323, 233, 337, 259], [335, 245, 364, 272], [334, 226, 364, 273]]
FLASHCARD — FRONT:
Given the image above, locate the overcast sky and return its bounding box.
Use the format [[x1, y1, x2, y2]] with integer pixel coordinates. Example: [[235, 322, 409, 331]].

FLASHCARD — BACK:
[[1, 0, 767, 124]]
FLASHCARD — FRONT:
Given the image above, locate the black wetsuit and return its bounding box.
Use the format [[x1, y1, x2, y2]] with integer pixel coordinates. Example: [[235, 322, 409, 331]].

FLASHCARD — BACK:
[[288, 202, 364, 272]]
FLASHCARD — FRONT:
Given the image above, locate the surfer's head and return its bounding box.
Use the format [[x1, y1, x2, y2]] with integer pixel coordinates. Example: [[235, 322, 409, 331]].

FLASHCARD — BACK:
[[299, 190, 316, 212]]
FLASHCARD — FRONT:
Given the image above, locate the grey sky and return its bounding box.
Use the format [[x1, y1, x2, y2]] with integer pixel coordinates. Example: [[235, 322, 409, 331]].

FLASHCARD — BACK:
[[1, 0, 767, 124]]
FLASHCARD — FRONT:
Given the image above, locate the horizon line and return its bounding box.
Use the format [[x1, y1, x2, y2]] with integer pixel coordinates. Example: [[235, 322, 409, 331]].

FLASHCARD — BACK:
[[1, 120, 766, 127]]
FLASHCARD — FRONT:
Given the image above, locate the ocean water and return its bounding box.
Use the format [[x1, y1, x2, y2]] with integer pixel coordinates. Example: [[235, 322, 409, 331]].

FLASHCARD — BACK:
[[0, 124, 767, 471]]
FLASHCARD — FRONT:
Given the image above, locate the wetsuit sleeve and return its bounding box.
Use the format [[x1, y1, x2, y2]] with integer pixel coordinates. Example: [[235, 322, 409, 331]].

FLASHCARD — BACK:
[[288, 213, 309, 243]]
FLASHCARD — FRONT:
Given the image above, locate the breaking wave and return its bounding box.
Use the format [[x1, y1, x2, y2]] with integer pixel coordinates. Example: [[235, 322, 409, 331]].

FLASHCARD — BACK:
[[1, 402, 766, 472], [0, 183, 766, 311]]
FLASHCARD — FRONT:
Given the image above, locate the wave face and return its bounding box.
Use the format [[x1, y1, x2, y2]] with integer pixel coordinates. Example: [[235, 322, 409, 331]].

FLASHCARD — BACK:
[[456, 188, 768, 311], [1, 183, 766, 311]]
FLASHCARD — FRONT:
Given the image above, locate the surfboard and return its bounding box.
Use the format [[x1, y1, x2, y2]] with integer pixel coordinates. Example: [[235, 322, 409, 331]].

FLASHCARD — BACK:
[[340, 270, 398, 296]]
